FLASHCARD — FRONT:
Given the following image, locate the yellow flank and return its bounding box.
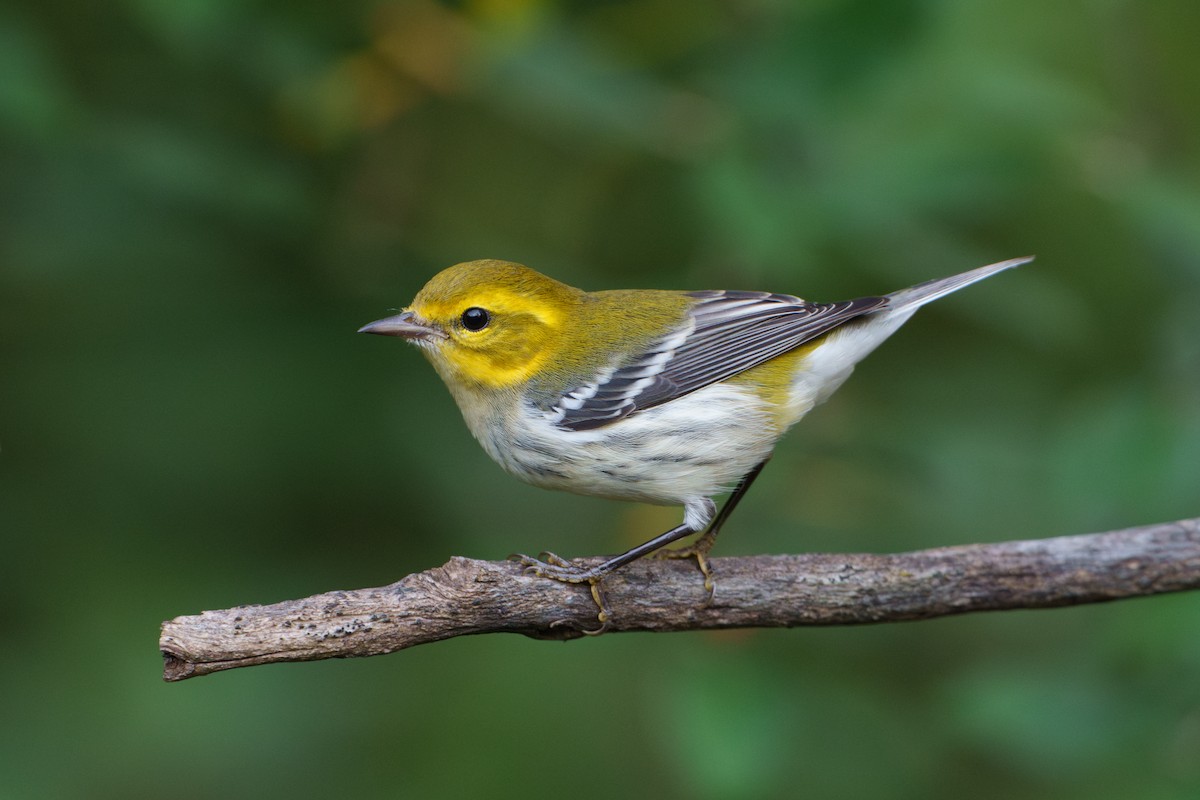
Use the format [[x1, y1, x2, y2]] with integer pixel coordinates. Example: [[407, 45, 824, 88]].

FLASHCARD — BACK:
[[727, 340, 822, 430]]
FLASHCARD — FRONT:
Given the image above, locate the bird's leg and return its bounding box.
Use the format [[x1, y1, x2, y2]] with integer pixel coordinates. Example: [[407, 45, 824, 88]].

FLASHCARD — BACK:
[[653, 459, 770, 600], [513, 521, 706, 633], [513, 459, 770, 628]]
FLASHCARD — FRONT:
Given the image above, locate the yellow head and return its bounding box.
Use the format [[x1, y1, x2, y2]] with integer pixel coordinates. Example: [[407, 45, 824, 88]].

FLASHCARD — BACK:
[[359, 259, 584, 391]]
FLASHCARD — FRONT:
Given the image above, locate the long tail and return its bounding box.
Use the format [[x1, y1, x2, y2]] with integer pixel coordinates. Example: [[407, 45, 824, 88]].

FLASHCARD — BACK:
[[886, 255, 1034, 311], [789, 255, 1032, 409]]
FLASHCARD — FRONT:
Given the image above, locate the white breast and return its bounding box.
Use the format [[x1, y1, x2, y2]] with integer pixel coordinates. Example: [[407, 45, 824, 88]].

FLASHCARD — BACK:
[[478, 382, 779, 509]]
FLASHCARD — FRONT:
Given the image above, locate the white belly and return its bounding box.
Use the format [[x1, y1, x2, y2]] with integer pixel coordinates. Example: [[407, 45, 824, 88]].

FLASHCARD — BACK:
[[480, 382, 778, 509], [461, 308, 917, 520]]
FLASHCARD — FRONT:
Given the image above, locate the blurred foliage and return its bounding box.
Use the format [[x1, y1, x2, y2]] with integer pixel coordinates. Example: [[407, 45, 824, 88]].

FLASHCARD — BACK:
[[3, 0, 1200, 798]]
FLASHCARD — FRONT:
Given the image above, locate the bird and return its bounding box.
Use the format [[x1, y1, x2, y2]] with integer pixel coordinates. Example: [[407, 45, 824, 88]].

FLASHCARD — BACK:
[[359, 255, 1031, 631]]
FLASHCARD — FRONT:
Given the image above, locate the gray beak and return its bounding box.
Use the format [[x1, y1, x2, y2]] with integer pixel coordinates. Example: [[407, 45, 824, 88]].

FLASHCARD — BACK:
[[357, 310, 442, 340]]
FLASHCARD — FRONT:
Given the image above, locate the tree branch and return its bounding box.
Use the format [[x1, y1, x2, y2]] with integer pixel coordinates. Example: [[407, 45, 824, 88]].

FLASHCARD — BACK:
[[161, 517, 1200, 681]]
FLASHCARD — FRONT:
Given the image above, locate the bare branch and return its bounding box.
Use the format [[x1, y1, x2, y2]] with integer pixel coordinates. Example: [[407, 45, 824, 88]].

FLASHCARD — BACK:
[[161, 518, 1200, 681]]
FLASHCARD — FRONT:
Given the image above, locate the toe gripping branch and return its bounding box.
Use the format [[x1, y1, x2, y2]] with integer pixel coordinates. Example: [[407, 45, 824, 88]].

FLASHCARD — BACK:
[[513, 460, 769, 633]]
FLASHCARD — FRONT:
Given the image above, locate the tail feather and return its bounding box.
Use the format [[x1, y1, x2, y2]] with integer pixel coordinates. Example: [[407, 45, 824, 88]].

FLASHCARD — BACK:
[[792, 255, 1033, 409], [886, 255, 1033, 311]]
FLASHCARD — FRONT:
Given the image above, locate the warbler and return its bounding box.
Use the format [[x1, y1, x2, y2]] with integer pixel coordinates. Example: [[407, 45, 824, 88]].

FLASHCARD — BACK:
[[360, 256, 1030, 630]]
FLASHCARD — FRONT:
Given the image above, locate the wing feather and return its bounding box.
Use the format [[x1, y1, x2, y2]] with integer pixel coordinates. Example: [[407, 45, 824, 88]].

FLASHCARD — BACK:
[[551, 290, 887, 431]]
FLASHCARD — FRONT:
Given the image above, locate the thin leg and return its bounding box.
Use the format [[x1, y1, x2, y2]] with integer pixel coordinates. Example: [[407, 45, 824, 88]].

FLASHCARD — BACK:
[[512, 458, 771, 628], [654, 459, 770, 598], [704, 458, 769, 543], [513, 522, 699, 635], [514, 521, 700, 585]]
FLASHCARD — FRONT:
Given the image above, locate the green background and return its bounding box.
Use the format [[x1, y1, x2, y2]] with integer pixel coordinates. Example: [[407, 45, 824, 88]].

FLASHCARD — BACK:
[[3, 1, 1199, 797]]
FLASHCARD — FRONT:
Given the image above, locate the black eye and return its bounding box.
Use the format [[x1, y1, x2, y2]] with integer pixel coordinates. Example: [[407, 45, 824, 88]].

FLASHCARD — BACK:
[[460, 307, 491, 331]]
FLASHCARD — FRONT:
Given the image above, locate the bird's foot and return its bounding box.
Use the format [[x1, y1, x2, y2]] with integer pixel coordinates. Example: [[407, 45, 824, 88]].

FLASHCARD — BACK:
[[652, 531, 717, 604], [510, 552, 612, 635]]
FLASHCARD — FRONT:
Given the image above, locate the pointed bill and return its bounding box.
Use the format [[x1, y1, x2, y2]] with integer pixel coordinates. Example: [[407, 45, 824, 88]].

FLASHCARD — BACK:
[[357, 310, 444, 341]]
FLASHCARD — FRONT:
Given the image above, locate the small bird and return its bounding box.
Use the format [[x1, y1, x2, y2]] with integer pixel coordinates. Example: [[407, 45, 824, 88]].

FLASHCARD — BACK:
[[360, 256, 1031, 630]]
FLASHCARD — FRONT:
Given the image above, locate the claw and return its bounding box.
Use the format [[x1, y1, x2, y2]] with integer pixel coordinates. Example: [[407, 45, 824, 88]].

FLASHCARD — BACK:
[[513, 553, 599, 583], [538, 551, 574, 569], [696, 552, 716, 605], [582, 582, 611, 636], [510, 552, 613, 633], [653, 530, 718, 605]]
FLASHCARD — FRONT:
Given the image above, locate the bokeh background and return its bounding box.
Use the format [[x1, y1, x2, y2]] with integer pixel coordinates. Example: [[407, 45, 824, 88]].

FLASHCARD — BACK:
[[3, 1, 1199, 797]]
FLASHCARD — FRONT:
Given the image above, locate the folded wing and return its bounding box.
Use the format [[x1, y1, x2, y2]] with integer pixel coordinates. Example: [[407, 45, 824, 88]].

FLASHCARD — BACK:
[[551, 290, 887, 431]]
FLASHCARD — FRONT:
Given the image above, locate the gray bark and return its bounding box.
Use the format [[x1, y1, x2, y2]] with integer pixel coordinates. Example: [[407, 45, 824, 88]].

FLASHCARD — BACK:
[[161, 517, 1200, 681]]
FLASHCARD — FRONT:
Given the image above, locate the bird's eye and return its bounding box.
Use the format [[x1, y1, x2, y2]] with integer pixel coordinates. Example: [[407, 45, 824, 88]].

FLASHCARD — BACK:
[[460, 307, 491, 331]]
